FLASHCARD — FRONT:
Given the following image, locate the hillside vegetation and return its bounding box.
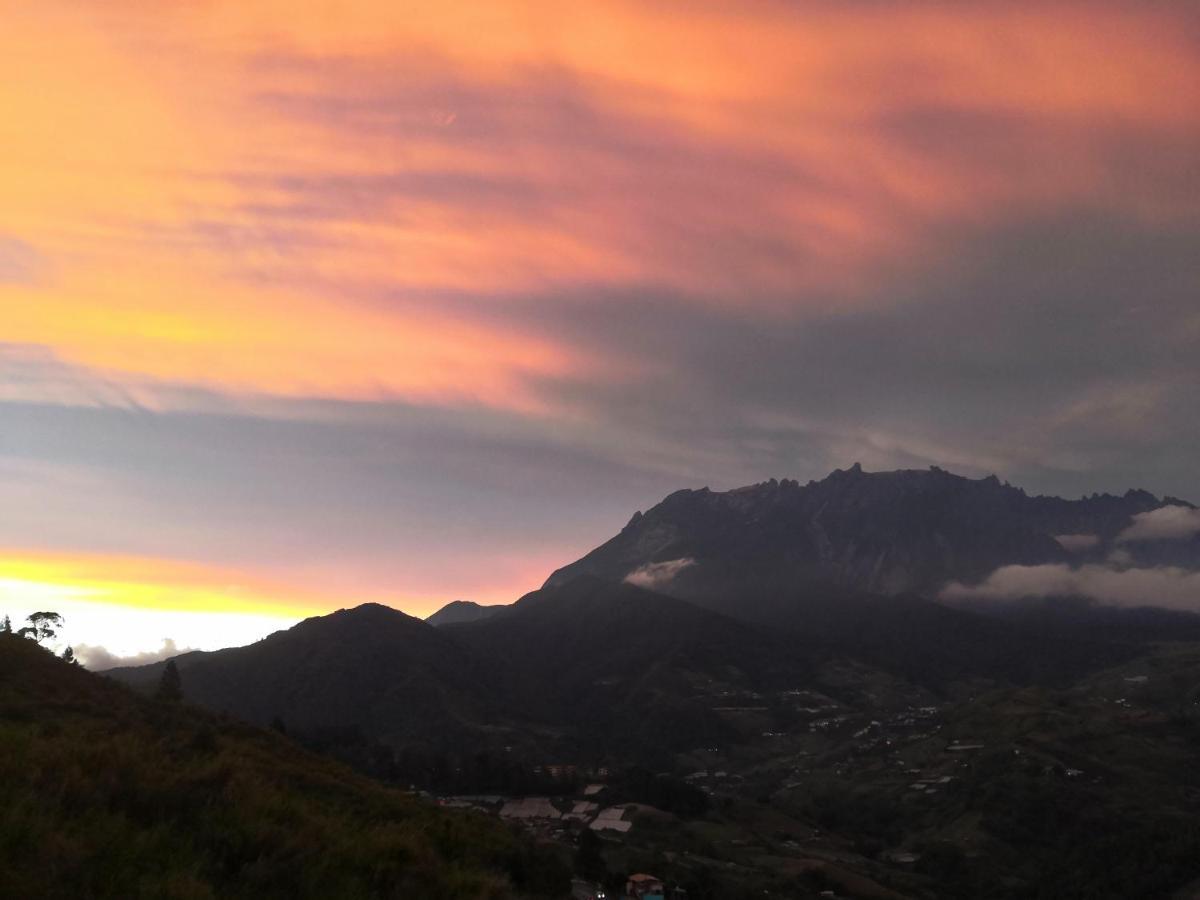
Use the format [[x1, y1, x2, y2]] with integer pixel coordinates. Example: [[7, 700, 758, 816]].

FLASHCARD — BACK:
[[0, 633, 567, 900]]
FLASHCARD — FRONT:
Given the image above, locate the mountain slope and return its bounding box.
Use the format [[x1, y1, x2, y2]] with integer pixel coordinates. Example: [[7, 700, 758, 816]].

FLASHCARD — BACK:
[[537, 466, 1169, 687], [111, 582, 928, 766], [427, 600, 506, 627], [445, 578, 839, 757], [110, 603, 504, 745], [0, 632, 564, 899], [544, 465, 1196, 599]]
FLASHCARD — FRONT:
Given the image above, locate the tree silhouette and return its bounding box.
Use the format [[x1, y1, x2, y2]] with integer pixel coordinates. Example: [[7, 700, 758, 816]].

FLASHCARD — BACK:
[[18, 612, 63, 644], [61, 647, 78, 666], [0, 615, 10, 633], [157, 659, 183, 702], [574, 827, 607, 882]]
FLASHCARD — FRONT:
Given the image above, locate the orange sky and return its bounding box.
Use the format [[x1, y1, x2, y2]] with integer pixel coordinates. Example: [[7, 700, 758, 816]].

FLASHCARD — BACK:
[[5, 2, 1196, 402], [2, 1, 1198, 660]]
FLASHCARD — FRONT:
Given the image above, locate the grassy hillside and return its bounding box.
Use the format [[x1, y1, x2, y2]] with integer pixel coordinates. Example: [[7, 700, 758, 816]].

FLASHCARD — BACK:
[[0, 633, 566, 900]]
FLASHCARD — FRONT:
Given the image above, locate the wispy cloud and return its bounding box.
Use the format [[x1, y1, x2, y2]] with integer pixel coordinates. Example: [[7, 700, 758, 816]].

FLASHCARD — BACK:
[[624, 558, 695, 591], [3, 2, 1198, 408]]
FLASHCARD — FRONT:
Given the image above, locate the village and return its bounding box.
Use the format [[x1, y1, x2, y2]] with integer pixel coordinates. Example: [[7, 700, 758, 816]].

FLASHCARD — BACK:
[[414, 665, 1178, 898], [435, 778, 682, 898], [425, 685, 967, 898]]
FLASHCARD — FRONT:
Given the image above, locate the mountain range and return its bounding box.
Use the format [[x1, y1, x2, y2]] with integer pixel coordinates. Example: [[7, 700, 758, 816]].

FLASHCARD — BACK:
[[109, 465, 1200, 765], [545, 464, 1199, 599]]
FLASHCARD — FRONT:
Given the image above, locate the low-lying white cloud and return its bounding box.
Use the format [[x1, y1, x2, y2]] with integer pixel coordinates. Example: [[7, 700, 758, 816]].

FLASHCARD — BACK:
[[943, 563, 1200, 611], [624, 557, 696, 590], [1117, 506, 1200, 543], [73, 638, 194, 672], [1055, 533, 1100, 552], [1108, 547, 1134, 566]]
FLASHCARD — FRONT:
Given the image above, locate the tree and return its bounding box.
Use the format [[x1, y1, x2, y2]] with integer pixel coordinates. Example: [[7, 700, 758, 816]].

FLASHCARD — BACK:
[[18, 611, 63, 644], [61, 647, 78, 666], [0, 615, 10, 633], [574, 828, 607, 882], [157, 659, 183, 702]]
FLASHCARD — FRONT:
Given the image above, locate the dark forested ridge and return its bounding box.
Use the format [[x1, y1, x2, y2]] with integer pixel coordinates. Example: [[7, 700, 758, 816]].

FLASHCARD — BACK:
[[111, 579, 888, 763]]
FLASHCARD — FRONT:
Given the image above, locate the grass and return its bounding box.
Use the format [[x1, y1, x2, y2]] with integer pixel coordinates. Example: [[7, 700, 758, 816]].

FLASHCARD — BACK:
[[0, 634, 565, 899]]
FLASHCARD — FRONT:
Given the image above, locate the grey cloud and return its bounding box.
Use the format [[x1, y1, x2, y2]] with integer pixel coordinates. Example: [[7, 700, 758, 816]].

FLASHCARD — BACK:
[[1118, 506, 1200, 543], [74, 638, 193, 672], [406, 265, 1199, 498], [0, 343, 148, 409], [495, 212, 1200, 501], [942, 563, 1200, 611]]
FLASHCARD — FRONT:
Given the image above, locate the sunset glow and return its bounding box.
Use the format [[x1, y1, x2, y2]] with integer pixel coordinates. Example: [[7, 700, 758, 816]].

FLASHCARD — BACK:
[[2, 1, 1198, 663]]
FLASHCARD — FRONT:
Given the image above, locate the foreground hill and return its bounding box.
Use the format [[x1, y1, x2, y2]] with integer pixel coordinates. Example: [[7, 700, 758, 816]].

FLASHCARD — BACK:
[[0, 633, 565, 899], [111, 603, 503, 746], [544, 464, 1197, 599]]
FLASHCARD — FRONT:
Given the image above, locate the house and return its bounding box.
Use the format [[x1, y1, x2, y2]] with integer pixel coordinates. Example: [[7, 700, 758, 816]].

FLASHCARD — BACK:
[[626, 873, 665, 899], [563, 801, 600, 822], [499, 797, 561, 819], [589, 805, 633, 833]]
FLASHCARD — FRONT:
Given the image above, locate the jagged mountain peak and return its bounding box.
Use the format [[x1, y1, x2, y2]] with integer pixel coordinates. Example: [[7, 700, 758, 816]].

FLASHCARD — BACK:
[[544, 465, 1191, 600]]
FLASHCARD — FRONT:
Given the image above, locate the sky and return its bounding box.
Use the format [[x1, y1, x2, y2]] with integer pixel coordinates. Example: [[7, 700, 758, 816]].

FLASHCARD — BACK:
[[2, 1, 1198, 665]]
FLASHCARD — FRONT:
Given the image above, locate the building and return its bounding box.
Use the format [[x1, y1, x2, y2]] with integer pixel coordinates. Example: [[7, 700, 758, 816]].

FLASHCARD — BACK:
[[499, 797, 561, 819], [589, 805, 633, 833], [626, 873, 665, 900]]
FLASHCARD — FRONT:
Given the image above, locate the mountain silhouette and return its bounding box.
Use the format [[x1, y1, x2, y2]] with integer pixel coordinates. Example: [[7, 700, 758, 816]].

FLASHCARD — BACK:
[[545, 464, 1196, 599]]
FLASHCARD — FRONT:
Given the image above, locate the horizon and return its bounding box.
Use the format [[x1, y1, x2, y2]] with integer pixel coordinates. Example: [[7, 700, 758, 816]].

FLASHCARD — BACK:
[[6, 461, 1195, 668], [3, 2, 1198, 666]]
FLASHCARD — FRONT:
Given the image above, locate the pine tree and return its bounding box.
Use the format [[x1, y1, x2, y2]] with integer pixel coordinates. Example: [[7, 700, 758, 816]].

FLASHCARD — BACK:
[[157, 659, 183, 702]]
